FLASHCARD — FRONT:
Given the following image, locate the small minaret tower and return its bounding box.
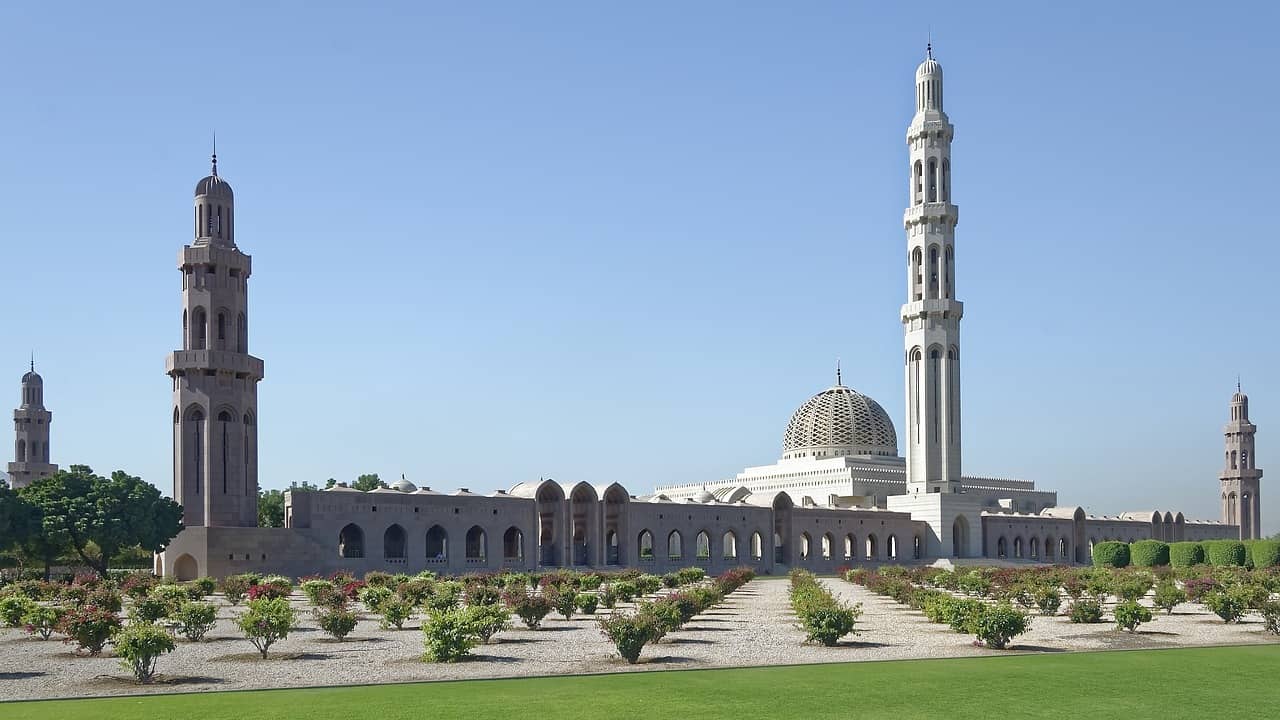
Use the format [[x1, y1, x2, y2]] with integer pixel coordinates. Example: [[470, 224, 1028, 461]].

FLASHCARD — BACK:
[[167, 151, 263, 527], [8, 361, 58, 489], [902, 44, 963, 494], [1220, 383, 1262, 539]]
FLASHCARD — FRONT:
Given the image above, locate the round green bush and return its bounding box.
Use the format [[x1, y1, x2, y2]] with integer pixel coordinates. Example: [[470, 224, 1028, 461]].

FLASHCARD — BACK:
[[235, 597, 296, 658], [1248, 540, 1280, 569], [1169, 542, 1205, 568], [314, 606, 359, 641], [463, 603, 511, 643], [172, 601, 217, 641], [968, 602, 1030, 649], [421, 608, 478, 662], [1068, 599, 1104, 624], [113, 622, 175, 683], [597, 611, 657, 663], [1091, 542, 1130, 568], [1205, 541, 1247, 567], [1129, 541, 1169, 568], [1152, 580, 1186, 615], [1113, 600, 1153, 632]]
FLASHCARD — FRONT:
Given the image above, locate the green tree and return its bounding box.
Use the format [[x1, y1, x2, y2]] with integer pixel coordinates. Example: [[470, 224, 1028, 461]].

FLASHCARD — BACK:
[[353, 474, 387, 492], [2, 481, 64, 579], [258, 489, 285, 528], [22, 466, 183, 577]]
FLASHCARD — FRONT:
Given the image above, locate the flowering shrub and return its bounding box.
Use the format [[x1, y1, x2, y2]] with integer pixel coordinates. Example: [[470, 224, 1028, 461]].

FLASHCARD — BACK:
[[548, 588, 576, 620], [1262, 601, 1280, 636], [314, 606, 359, 641], [85, 588, 123, 613], [191, 577, 218, 597], [1203, 588, 1248, 623], [1114, 600, 1153, 632], [151, 583, 191, 606], [612, 581, 638, 602], [363, 571, 394, 587], [1182, 577, 1218, 603], [220, 575, 251, 606], [574, 593, 599, 615], [113, 622, 175, 683], [22, 604, 66, 640], [302, 580, 342, 607], [59, 605, 122, 655], [421, 608, 478, 662], [341, 580, 366, 600], [598, 611, 658, 663], [247, 583, 290, 602], [635, 575, 663, 595], [598, 587, 618, 609], [502, 590, 553, 629], [1034, 587, 1062, 616], [397, 578, 435, 607], [172, 602, 218, 642], [790, 570, 861, 646], [463, 583, 501, 607], [1112, 574, 1153, 602], [235, 597, 297, 658], [425, 581, 463, 613], [58, 585, 89, 605]]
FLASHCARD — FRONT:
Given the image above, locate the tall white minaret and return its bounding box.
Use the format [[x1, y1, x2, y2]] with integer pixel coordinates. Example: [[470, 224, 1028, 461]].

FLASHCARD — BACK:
[[7, 361, 57, 489], [1220, 384, 1262, 539], [902, 44, 963, 494]]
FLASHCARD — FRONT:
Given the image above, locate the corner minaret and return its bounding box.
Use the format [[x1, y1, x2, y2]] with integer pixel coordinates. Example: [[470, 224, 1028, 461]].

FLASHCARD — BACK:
[[7, 362, 57, 489], [167, 153, 263, 527], [1220, 384, 1262, 539], [902, 45, 963, 494]]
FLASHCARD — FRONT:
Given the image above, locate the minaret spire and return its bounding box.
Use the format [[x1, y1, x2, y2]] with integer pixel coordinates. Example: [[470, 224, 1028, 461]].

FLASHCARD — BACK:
[[211, 132, 218, 177], [836, 358, 842, 386]]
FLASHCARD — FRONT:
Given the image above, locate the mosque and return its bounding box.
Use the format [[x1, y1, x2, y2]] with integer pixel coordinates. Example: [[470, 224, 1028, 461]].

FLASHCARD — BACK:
[[9, 50, 1259, 580]]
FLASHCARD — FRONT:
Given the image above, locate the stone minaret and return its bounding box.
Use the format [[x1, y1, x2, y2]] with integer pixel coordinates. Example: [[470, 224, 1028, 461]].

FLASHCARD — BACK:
[[902, 45, 963, 494], [7, 362, 57, 489], [167, 152, 263, 527], [1220, 384, 1262, 539]]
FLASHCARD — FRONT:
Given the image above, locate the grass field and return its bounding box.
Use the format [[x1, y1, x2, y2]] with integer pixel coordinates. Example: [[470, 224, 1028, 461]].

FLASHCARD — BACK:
[[6, 644, 1279, 720]]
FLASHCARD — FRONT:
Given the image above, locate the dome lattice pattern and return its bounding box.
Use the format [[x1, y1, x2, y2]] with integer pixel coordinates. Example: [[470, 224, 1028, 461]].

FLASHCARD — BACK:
[[782, 386, 898, 458]]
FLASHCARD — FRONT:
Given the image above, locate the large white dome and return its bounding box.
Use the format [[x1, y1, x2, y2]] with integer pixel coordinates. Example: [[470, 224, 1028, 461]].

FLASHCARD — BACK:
[[782, 384, 898, 460]]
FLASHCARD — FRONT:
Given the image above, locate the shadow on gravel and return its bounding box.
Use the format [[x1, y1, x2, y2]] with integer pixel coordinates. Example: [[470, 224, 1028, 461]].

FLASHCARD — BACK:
[[498, 637, 545, 644], [211, 652, 334, 662], [84, 675, 226, 689], [666, 638, 715, 645], [0, 671, 45, 680], [314, 636, 390, 644], [642, 655, 696, 665], [1007, 645, 1068, 653], [680, 625, 735, 632]]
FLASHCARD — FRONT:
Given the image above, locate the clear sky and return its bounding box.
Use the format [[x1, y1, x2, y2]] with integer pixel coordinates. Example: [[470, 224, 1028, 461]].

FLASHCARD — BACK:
[[1, 1, 1275, 534]]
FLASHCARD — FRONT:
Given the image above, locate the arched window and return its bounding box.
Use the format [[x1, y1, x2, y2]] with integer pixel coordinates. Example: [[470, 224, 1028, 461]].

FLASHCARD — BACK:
[[504, 527, 524, 561], [187, 407, 205, 495], [339, 524, 364, 558], [844, 534, 855, 560], [751, 532, 763, 561], [466, 526, 487, 560], [722, 531, 738, 560], [941, 158, 951, 202], [237, 313, 247, 353], [1014, 537, 1024, 559], [1030, 536, 1039, 560], [928, 246, 939, 299], [217, 410, 233, 494], [192, 307, 208, 350], [216, 313, 226, 345], [822, 533, 833, 560], [639, 530, 654, 559], [997, 536, 1008, 558], [929, 349, 942, 442], [242, 412, 254, 496], [865, 534, 878, 560], [912, 248, 924, 301], [426, 525, 448, 559], [887, 534, 898, 560], [913, 535, 922, 559], [944, 247, 954, 299], [384, 524, 407, 559], [927, 158, 938, 202], [667, 530, 683, 560], [913, 160, 923, 205], [15, 439, 24, 462], [696, 530, 711, 559], [800, 532, 812, 560]]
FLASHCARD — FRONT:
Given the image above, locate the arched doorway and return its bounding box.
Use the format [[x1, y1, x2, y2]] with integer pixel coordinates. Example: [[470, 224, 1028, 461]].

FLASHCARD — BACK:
[[339, 524, 365, 559], [173, 553, 198, 581], [951, 515, 969, 558], [503, 527, 524, 562], [383, 524, 406, 559], [426, 525, 448, 560]]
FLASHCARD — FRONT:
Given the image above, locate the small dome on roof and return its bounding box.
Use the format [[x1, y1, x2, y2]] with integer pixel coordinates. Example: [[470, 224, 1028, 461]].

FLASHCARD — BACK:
[[393, 477, 417, 493], [195, 174, 234, 199], [782, 382, 898, 460], [22, 369, 42, 385], [695, 488, 715, 503]]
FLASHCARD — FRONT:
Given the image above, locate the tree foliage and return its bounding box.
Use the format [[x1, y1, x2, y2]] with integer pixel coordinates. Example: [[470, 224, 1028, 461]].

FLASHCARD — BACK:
[[21, 466, 183, 576], [352, 474, 386, 492]]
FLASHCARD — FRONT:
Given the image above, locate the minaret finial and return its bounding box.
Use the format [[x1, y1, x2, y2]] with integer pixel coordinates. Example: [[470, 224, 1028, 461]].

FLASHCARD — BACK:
[[211, 132, 218, 177], [1238, 375, 1242, 394], [927, 25, 932, 59], [836, 358, 842, 386], [30, 353, 34, 373]]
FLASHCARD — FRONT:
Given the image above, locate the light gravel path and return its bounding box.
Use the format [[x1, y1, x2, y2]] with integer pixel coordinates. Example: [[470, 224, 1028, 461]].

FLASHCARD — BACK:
[[0, 578, 1275, 702]]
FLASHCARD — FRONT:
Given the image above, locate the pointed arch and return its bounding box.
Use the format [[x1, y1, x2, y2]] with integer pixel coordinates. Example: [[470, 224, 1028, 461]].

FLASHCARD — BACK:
[[751, 531, 763, 561], [722, 530, 738, 560], [426, 525, 448, 559], [638, 529, 654, 559], [800, 532, 812, 560], [504, 527, 524, 561], [696, 530, 711, 559], [667, 530, 683, 560], [887, 534, 898, 560], [822, 532, 834, 560], [465, 525, 487, 560], [383, 524, 407, 559], [339, 523, 364, 558]]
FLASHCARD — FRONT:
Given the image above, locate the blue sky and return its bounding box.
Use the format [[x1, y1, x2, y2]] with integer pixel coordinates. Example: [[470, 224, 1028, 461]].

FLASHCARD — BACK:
[[1, 2, 1275, 534]]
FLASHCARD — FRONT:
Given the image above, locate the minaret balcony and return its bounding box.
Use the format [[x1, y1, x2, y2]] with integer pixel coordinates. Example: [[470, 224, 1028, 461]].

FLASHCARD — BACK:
[[903, 202, 958, 225], [167, 350, 264, 380], [901, 298, 964, 321]]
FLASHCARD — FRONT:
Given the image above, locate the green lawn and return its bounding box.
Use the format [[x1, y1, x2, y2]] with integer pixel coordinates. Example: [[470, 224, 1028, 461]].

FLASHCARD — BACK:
[[7, 645, 1280, 720]]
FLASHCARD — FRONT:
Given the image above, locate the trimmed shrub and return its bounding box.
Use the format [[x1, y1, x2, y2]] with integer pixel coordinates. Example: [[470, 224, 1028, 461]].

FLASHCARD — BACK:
[[1130, 541, 1170, 568], [599, 587, 618, 609], [315, 606, 359, 640], [637, 599, 682, 641], [59, 605, 122, 655], [191, 577, 218, 597], [1205, 540, 1247, 568], [380, 596, 414, 630], [1169, 542, 1205, 568], [1067, 599, 1104, 624], [247, 583, 289, 601], [0, 595, 37, 627], [790, 570, 862, 646], [612, 581, 638, 602], [22, 604, 66, 640], [1261, 601, 1280, 636], [1114, 600, 1153, 632], [548, 588, 576, 620], [463, 583, 500, 607], [503, 591, 553, 629], [1249, 540, 1280, 569], [235, 597, 296, 658], [1092, 542, 1130, 568], [1034, 587, 1062, 616], [421, 608, 478, 662], [112, 622, 175, 683], [574, 593, 599, 615], [1152, 580, 1187, 615], [968, 602, 1030, 649], [172, 602, 217, 641], [598, 611, 658, 663], [315, 606, 359, 641], [359, 584, 393, 614], [1203, 588, 1248, 623], [463, 603, 511, 643], [425, 581, 463, 612], [86, 588, 124, 613], [1112, 574, 1153, 602], [129, 596, 173, 624], [220, 575, 251, 605]]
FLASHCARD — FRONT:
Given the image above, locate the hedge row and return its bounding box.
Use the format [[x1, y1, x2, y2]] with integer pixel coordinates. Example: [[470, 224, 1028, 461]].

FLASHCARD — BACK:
[[1170, 542, 1205, 568], [1091, 542, 1130, 568], [1101, 540, 1276, 569], [1130, 540, 1170, 568], [1248, 540, 1280, 569]]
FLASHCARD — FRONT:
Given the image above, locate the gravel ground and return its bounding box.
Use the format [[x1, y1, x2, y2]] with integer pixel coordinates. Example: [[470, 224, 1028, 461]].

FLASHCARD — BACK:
[[1, 578, 1275, 702]]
